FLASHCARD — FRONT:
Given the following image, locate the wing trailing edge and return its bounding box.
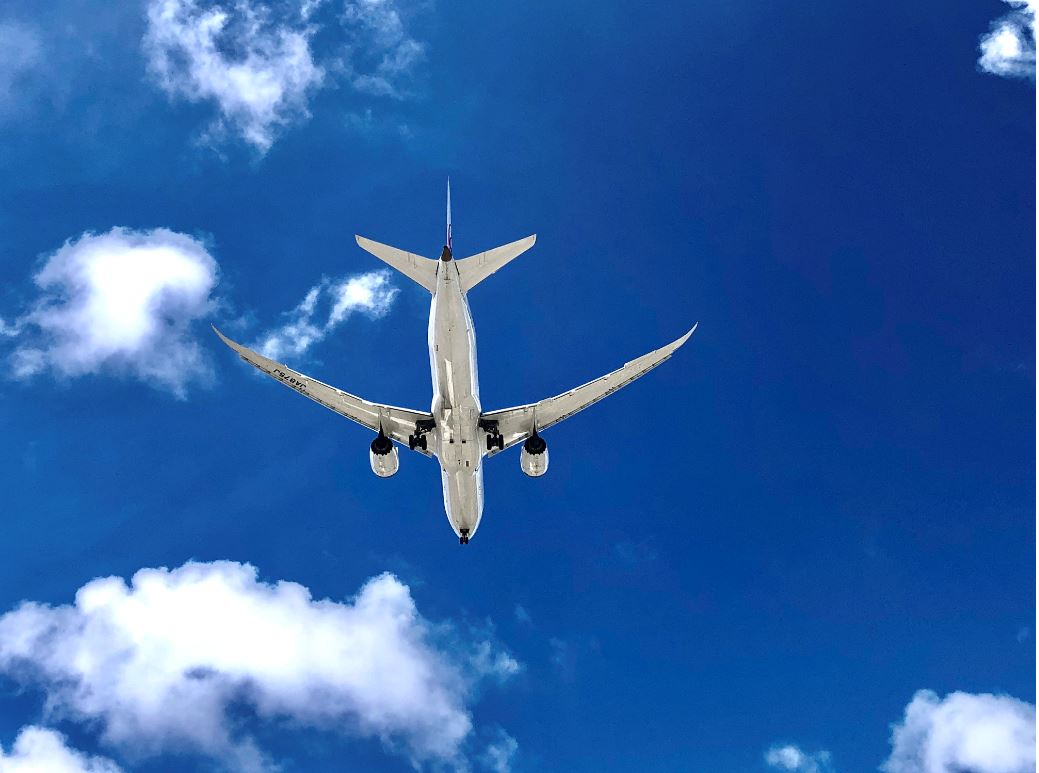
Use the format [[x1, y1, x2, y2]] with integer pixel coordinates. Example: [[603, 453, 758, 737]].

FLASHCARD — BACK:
[[481, 324, 697, 456]]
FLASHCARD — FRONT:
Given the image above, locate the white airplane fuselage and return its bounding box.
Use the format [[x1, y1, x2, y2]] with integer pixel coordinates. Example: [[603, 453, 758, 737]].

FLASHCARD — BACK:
[[428, 254, 484, 539]]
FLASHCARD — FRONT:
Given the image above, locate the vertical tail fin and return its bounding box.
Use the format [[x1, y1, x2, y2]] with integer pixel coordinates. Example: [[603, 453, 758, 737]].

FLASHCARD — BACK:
[[446, 177, 453, 252]]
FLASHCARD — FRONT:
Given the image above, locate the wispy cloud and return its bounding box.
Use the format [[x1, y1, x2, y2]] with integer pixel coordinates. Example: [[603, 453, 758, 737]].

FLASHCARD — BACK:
[[978, 0, 1036, 80], [143, 0, 426, 152], [0, 560, 519, 772], [343, 0, 426, 99], [3, 227, 219, 398], [765, 744, 833, 773], [0, 726, 122, 773], [253, 270, 398, 361], [481, 729, 519, 773], [0, 21, 42, 112], [144, 0, 325, 152], [882, 690, 1035, 773]]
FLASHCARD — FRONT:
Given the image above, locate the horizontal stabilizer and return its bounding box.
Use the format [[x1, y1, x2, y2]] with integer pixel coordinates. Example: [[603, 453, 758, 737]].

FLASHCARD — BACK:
[[356, 235, 439, 293], [455, 235, 536, 292]]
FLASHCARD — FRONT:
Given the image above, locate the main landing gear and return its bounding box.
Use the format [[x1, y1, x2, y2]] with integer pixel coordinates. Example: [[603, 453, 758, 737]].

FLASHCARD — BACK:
[[459, 529, 470, 545], [480, 419, 504, 451]]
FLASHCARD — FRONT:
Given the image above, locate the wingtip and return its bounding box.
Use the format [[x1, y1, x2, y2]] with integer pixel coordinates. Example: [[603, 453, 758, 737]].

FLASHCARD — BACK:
[[211, 324, 238, 351], [670, 323, 698, 350]]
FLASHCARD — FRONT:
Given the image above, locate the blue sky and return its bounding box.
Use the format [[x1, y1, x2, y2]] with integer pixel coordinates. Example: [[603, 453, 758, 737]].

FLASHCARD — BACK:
[[0, 1, 1034, 772]]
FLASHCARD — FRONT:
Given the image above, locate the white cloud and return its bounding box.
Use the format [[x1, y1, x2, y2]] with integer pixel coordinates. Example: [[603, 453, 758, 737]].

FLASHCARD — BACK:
[[0, 21, 42, 110], [0, 726, 122, 773], [343, 0, 425, 99], [765, 744, 833, 773], [143, 0, 426, 151], [882, 690, 1035, 773], [144, 0, 325, 152], [5, 227, 218, 398], [481, 729, 518, 773], [979, 0, 1036, 80], [0, 561, 518, 771], [254, 270, 397, 360]]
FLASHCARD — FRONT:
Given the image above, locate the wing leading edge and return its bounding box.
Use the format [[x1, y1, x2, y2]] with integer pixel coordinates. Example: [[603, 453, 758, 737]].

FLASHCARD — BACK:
[[212, 327, 434, 456], [481, 325, 697, 457]]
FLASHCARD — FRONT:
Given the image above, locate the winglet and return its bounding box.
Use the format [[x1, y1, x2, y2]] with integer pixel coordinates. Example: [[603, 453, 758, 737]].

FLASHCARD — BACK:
[[212, 324, 239, 352], [676, 322, 698, 349]]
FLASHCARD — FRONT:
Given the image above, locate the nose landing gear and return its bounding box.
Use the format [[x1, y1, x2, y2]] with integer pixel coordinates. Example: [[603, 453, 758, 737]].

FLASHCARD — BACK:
[[459, 528, 470, 545]]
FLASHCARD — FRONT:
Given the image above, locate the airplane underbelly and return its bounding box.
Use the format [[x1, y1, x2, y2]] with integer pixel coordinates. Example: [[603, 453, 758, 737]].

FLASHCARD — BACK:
[[441, 468, 484, 535]]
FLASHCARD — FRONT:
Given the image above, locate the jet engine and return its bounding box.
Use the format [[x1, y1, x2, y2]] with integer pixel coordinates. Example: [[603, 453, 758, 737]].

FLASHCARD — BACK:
[[369, 433, 399, 478], [519, 433, 548, 477]]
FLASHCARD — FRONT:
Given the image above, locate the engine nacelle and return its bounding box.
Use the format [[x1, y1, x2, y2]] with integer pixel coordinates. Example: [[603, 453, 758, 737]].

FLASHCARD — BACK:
[[369, 434, 399, 478], [519, 434, 549, 477]]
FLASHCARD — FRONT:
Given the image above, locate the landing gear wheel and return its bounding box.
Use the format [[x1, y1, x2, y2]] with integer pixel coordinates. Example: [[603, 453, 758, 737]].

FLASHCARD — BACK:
[[486, 433, 504, 451], [409, 434, 428, 451], [459, 529, 470, 545]]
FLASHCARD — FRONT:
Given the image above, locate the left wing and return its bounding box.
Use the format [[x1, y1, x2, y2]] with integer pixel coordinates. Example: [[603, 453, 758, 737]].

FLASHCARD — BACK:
[[481, 325, 696, 457], [213, 327, 434, 456]]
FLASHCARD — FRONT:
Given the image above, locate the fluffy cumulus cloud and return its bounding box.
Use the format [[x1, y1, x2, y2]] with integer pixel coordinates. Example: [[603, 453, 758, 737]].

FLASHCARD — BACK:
[[882, 690, 1035, 773], [978, 0, 1036, 80], [0, 727, 122, 773], [4, 228, 218, 397], [143, 0, 425, 151], [765, 744, 833, 773], [254, 270, 397, 360], [0, 561, 518, 771]]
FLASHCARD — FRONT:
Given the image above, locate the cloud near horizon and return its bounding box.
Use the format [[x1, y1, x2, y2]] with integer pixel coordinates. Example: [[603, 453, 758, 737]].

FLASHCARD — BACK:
[[3, 227, 219, 398], [978, 0, 1036, 80], [0, 560, 519, 772]]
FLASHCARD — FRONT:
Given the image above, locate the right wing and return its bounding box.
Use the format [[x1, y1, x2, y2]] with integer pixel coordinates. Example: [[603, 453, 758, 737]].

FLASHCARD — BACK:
[[213, 327, 434, 456], [481, 325, 697, 457]]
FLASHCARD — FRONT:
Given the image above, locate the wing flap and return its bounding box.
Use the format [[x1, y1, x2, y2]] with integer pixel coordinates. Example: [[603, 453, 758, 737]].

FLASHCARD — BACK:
[[213, 326, 434, 456], [482, 325, 696, 456]]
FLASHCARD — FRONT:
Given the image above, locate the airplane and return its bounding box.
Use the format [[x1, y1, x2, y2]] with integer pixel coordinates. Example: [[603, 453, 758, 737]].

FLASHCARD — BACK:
[[213, 182, 696, 544]]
